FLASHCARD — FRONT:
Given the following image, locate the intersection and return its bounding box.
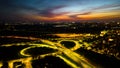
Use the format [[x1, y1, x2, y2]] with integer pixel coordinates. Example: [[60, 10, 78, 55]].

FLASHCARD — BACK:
[[0, 36, 95, 68]]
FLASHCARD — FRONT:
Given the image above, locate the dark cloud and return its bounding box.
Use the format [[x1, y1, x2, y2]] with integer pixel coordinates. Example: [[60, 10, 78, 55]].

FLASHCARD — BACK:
[[0, 1, 40, 18], [69, 12, 92, 18], [79, 12, 92, 15], [0, 0, 40, 20], [69, 15, 78, 19], [38, 6, 68, 17], [0, 0, 68, 18], [0, 0, 41, 12]]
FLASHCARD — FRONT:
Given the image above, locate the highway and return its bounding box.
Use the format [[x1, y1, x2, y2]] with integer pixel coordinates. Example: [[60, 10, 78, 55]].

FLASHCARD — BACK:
[[0, 36, 95, 68]]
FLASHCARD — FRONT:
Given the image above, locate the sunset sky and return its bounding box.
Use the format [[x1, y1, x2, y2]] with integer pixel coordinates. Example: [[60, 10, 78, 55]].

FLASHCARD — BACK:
[[0, 0, 120, 22]]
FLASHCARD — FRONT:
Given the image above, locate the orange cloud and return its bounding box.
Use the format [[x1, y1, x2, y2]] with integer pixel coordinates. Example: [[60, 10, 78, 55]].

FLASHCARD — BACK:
[[25, 9, 120, 21]]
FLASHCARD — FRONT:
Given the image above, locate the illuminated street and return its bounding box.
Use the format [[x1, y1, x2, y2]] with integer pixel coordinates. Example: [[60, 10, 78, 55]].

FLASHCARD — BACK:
[[0, 29, 120, 68], [0, 35, 95, 68]]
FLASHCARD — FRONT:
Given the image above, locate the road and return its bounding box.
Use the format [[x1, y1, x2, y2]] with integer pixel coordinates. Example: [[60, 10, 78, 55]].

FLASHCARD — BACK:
[[0, 36, 95, 68]]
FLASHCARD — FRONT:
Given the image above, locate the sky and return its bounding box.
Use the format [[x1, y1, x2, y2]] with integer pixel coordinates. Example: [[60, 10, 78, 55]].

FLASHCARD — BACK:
[[0, 0, 120, 22]]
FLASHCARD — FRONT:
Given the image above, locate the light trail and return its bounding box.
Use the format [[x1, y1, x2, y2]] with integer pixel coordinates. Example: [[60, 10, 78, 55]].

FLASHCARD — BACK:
[[55, 43, 94, 68], [58, 39, 81, 51], [20, 44, 58, 57], [8, 57, 32, 68], [0, 62, 2, 68], [0, 36, 95, 68], [57, 55, 80, 68]]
